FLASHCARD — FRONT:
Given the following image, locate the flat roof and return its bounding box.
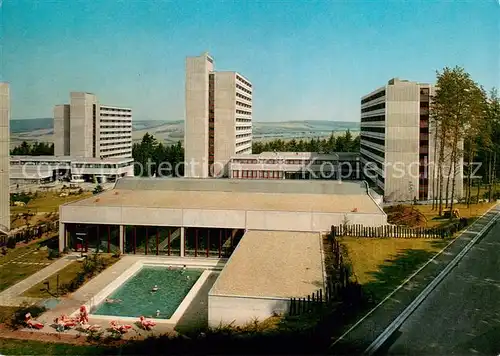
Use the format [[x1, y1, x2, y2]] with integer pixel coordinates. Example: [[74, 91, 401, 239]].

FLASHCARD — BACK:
[[66, 189, 381, 214], [10, 156, 133, 164], [210, 230, 324, 298], [232, 152, 340, 160], [10, 171, 52, 179], [115, 177, 370, 195]]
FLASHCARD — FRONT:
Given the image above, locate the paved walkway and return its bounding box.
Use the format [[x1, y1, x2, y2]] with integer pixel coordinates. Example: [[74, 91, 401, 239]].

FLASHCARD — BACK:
[[0, 256, 74, 306], [330, 203, 500, 354]]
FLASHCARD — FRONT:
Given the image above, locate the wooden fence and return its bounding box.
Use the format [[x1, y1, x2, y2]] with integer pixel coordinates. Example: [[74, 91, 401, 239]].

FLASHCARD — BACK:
[[289, 233, 362, 316], [330, 220, 469, 239], [0, 220, 59, 247]]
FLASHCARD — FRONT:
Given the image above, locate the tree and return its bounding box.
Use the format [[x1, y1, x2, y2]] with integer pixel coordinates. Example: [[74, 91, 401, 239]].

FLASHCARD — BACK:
[[132, 133, 185, 178], [10, 141, 54, 156], [486, 88, 500, 201], [431, 66, 483, 218], [464, 87, 488, 206], [250, 131, 359, 154]]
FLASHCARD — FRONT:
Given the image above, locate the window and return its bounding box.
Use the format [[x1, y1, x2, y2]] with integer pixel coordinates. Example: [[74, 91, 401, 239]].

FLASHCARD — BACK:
[[361, 102, 385, 113], [361, 90, 386, 104]]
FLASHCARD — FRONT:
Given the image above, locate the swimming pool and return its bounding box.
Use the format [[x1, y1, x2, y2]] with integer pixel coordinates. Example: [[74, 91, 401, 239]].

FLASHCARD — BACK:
[[93, 266, 203, 319]]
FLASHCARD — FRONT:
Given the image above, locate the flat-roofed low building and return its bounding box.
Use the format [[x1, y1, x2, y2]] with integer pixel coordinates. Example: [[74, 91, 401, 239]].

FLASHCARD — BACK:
[[208, 230, 324, 327], [10, 156, 134, 184], [58, 177, 386, 327], [229, 151, 361, 180], [58, 177, 386, 253]]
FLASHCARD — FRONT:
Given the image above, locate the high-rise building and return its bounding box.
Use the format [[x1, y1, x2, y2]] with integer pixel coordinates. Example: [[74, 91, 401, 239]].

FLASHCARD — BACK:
[[54, 92, 132, 159], [0, 83, 10, 234], [360, 78, 462, 202], [185, 52, 252, 178]]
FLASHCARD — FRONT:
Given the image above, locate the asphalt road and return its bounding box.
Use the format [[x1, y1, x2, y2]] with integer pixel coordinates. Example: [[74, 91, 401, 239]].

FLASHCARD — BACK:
[[382, 216, 500, 355]]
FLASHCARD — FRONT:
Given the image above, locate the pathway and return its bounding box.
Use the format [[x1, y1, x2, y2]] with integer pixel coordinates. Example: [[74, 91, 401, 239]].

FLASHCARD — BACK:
[[0, 256, 74, 307]]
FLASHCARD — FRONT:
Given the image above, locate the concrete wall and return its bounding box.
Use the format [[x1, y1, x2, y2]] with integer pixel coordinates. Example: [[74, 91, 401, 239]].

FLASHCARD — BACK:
[[214, 72, 237, 177], [70, 92, 97, 158], [185, 53, 213, 178], [59, 205, 386, 233], [384, 82, 420, 202], [208, 294, 290, 327], [0, 83, 10, 232], [54, 105, 71, 156]]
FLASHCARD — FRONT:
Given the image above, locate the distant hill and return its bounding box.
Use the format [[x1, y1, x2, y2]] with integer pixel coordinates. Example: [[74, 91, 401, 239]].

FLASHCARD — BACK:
[[10, 118, 359, 147], [11, 118, 53, 133]]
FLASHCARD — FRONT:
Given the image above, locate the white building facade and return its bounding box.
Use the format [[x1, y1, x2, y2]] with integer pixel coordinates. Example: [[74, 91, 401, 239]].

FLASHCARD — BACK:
[[54, 92, 132, 159], [360, 78, 463, 202], [229, 152, 361, 180], [10, 156, 134, 184], [0, 83, 10, 234], [185, 53, 252, 178]]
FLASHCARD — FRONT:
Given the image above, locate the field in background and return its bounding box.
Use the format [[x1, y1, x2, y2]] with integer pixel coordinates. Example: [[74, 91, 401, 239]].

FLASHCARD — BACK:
[[10, 118, 360, 148]]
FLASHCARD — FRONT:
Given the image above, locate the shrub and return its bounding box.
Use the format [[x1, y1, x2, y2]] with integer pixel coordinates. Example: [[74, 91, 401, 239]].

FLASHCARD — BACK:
[[61, 272, 86, 293], [48, 248, 60, 260], [6, 237, 16, 249], [93, 185, 104, 195], [112, 249, 121, 258]]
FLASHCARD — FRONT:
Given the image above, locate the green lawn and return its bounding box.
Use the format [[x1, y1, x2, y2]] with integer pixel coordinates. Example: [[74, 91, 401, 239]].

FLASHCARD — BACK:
[[22, 261, 82, 298], [22, 254, 119, 298], [415, 202, 496, 228], [341, 237, 450, 302], [0, 339, 111, 355], [11, 192, 92, 215], [0, 242, 54, 293]]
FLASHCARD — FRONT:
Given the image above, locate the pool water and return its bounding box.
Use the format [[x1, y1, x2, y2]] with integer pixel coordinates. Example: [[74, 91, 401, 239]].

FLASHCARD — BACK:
[[93, 266, 203, 319]]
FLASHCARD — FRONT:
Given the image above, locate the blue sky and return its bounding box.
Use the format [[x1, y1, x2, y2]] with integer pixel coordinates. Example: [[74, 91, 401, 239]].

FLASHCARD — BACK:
[[1, 0, 499, 122]]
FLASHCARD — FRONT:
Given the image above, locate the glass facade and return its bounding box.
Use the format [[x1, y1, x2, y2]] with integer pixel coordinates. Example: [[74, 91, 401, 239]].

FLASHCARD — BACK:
[[64, 224, 242, 258]]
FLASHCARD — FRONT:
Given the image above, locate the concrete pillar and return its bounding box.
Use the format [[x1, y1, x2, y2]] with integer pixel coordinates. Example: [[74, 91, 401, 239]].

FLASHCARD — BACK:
[[180, 227, 185, 257], [119, 225, 124, 253], [58, 222, 65, 252]]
